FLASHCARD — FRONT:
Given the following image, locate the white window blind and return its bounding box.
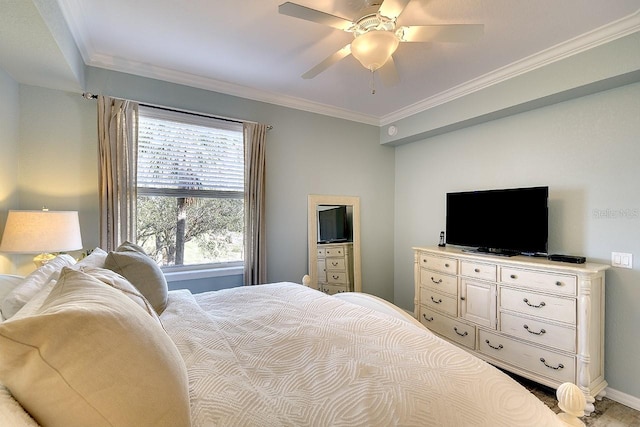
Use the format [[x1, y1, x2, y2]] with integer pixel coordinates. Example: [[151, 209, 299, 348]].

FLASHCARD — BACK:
[[137, 106, 244, 198]]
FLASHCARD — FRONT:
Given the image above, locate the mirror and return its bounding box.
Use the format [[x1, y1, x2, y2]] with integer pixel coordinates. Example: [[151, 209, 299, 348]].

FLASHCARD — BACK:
[[307, 195, 361, 294]]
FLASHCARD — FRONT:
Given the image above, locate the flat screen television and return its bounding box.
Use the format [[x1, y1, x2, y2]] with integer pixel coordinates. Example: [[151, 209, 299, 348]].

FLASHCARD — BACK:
[[318, 206, 351, 243], [445, 186, 549, 256]]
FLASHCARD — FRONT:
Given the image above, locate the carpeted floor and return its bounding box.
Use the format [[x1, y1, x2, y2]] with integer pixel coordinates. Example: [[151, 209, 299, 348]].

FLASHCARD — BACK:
[[510, 373, 640, 426]]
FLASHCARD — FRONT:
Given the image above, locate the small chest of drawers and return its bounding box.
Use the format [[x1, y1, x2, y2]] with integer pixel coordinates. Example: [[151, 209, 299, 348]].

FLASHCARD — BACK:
[[413, 246, 608, 415], [317, 242, 354, 295]]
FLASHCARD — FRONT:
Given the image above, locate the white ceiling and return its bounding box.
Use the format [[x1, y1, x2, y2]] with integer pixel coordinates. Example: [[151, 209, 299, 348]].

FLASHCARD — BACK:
[[3, 1, 640, 124]]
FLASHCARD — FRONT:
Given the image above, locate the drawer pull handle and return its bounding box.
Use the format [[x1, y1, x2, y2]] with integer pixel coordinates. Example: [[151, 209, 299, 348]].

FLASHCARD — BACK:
[[556, 281, 563, 286], [540, 358, 564, 370], [510, 274, 518, 279], [332, 275, 340, 280], [422, 314, 434, 322], [524, 325, 546, 335], [331, 262, 339, 266], [430, 296, 442, 304], [474, 268, 480, 273], [460, 296, 466, 301], [444, 263, 450, 268], [431, 277, 443, 284], [485, 340, 503, 350], [523, 298, 546, 308], [453, 327, 468, 337]]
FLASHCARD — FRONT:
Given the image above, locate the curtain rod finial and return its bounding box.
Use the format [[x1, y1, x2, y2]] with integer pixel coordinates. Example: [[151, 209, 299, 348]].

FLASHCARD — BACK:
[[82, 92, 98, 100]]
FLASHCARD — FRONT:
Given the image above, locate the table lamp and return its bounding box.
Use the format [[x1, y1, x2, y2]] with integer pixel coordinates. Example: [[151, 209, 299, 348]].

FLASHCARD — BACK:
[[0, 209, 83, 267]]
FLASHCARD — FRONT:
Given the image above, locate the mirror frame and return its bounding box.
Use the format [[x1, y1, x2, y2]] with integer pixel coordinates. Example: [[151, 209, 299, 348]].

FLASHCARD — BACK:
[[307, 194, 362, 293]]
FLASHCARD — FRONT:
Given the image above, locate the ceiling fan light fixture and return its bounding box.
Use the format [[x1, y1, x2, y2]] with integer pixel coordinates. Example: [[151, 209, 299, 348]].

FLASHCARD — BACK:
[[350, 30, 399, 72]]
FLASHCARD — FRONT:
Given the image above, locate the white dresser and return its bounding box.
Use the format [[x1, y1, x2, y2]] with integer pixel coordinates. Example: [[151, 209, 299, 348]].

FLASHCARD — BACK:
[[317, 242, 354, 295], [413, 246, 609, 415]]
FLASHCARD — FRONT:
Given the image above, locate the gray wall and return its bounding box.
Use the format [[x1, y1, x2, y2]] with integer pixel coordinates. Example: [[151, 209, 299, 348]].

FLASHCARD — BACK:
[[393, 81, 640, 400], [2, 85, 99, 276], [0, 69, 20, 273]]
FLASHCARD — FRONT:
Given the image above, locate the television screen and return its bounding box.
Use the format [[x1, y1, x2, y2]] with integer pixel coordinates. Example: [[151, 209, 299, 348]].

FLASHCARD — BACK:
[[318, 206, 350, 243], [445, 186, 548, 256]]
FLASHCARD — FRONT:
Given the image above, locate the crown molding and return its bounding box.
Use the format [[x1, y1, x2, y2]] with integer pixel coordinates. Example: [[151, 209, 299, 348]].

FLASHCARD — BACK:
[[55, 0, 94, 65], [380, 9, 640, 126], [86, 54, 380, 126]]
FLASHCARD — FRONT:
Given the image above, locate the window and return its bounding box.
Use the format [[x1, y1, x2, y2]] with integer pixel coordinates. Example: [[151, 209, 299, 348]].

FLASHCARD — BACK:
[[136, 106, 244, 269]]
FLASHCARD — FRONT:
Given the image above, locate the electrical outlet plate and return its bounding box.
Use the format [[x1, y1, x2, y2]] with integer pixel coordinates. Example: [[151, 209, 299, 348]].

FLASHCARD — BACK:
[[611, 252, 633, 269]]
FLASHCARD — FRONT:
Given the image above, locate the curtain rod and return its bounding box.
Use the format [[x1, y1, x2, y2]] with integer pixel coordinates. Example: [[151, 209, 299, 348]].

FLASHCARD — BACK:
[[82, 92, 272, 130]]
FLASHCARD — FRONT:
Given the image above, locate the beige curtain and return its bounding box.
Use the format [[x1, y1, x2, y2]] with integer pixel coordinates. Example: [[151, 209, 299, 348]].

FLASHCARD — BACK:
[[97, 96, 139, 251], [243, 123, 268, 285]]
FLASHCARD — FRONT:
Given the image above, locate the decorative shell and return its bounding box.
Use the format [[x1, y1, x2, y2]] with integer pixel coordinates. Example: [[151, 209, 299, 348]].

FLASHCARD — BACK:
[[557, 382, 586, 416]]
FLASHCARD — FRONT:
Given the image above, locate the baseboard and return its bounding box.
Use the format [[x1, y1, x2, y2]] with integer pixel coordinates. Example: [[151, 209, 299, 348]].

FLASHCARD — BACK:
[[605, 387, 640, 411]]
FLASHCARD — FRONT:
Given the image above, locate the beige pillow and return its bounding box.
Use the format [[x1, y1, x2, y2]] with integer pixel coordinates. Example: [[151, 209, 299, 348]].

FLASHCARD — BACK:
[[0, 267, 191, 427], [105, 242, 168, 314], [1, 254, 76, 319], [83, 267, 160, 321]]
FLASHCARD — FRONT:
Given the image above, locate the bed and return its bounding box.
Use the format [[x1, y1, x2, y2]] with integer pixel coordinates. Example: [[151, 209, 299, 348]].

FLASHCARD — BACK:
[[0, 246, 586, 427]]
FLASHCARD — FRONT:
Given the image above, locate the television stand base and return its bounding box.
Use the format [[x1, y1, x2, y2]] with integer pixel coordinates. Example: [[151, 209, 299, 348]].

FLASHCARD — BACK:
[[462, 248, 519, 257]]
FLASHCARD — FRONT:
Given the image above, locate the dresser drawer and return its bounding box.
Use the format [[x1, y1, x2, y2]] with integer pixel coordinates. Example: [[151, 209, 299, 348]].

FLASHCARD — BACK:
[[419, 253, 458, 275], [317, 248, 326, 257], [500, 312, 576, 352], [420, 288, 458, 316], [501, 267, 577, 296], [419, 307, 475, 350], [326, 271, 347, 284], [420, 268, 457, 296], [325, 246, 346, 257], [479, 330, 575, 384], [500, 287, 576, 324], [461, 261, 497, 281], [325, 258, 346, 270]]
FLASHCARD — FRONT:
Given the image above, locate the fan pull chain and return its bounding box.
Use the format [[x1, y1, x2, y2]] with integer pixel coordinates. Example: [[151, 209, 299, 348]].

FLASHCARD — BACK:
[[370, 70, 376, 95]]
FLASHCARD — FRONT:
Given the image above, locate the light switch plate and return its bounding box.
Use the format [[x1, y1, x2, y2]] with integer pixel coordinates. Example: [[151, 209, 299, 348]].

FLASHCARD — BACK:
[[611, 252, 633, 269]]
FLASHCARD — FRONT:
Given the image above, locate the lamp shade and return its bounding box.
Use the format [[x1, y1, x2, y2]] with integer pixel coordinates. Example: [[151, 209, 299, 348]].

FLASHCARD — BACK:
[[350, 30, 400, 71], [0, 210, 83, 254]]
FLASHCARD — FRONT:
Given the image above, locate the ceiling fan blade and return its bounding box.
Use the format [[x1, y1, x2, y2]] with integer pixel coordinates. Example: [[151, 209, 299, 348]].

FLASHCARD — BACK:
[[302, 44, 352, 79], [378, 0, 411, 19], [401, 24, 484, 43], [278, 2, 353, 30], [378, 56, 399, 87]]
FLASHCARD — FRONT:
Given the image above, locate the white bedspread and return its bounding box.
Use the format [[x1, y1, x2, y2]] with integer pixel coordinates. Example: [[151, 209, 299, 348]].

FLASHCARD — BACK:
[[161, 283, 563, 427]]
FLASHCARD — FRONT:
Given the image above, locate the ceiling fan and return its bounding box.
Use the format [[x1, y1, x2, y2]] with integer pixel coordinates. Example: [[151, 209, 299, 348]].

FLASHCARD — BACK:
[[279, 0, 484, 87]]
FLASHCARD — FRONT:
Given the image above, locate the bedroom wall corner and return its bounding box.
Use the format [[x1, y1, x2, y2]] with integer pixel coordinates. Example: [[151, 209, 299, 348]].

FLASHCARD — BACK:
[[0, 68, 20, 274], [263, 108, 395, 300]]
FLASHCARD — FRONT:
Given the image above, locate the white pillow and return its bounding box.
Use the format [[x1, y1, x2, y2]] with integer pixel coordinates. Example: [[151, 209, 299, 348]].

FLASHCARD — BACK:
[[74, 247, 108, 270], [10, 280, 57, 321], [0, 267, 191, 427], [1, 254, 76, 320], [0, 275, 24, 322]]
